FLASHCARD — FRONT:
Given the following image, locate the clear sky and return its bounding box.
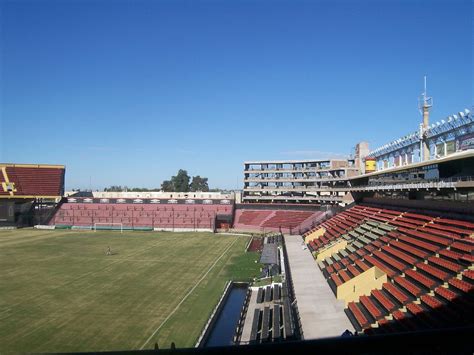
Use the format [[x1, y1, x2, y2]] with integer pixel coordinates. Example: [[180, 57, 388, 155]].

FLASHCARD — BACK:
[[1, 0, 472, 190]]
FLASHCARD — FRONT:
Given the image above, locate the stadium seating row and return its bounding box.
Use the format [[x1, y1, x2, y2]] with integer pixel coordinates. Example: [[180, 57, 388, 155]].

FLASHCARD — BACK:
[[53, 202, 232, 228], [0, 165, 64, 197], [306, 204, 474, 334], [233, 209, 323, 234]]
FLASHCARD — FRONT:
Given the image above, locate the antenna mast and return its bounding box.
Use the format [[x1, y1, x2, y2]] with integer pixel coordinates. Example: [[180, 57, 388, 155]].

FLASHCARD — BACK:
[[418, 75, 433, 161], [419, 75, 433, 129]]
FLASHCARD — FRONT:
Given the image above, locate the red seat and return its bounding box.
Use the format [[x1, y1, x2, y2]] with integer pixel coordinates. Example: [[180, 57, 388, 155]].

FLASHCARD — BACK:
[[372, 240, 384, 249], [403, 213, 433, 221], [355, 259, 370, 272], [435, 218, 474, 230], [381, 209, 402, 216], [392, 310, 406, 321], [339, 270, 351, 283], [405, 269, 438, 289], [428, 223, 472, 236], [394, 276, 423, 297], [365, 244, 376, 253], [389, 240, 428, 259], [406, 302, 442, 328], [364, 254, 397, 277], [389, 220, 417, 229], [397, 235, 439, 253], [373, 250, 407, 271], [381, 245, 417, 265], [347, 264, 361, 277], [438, 249, 463, 262], [450, 242, 474, 254], [417, 227, 461, 241], [360, 295, 384, 320], [448, 278, 474, 293], [330, 274, 343, 287], [420, 294, 443, 309], [356, 249, 368, 257], [396, 216, 425, 226], [398, 228, 451, 247], [341, 258, 350, 267], [383, 282, 410, 305], [463, 269, 474, 281], [428, 256, 463, 273], [416, 262, 450, 281], [434, 286, 458, 302], [349, 253, 358, 262], [371, 289, 396, 312], [380, 236, 391, 244], [348, 301, 370, 329], [406, 302, 424, 316]]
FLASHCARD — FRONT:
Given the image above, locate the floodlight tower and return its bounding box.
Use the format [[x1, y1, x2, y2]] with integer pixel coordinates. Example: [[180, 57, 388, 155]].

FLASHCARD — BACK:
[[418, 76, 433, 161]]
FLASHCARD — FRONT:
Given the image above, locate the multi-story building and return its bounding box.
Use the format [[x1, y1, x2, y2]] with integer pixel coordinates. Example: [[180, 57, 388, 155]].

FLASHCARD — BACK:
[[242, 158, 360, 204]]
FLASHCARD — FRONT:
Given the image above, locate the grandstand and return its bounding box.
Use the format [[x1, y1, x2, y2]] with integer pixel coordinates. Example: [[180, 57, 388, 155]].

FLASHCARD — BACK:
[[53, 195, 233, 231], [232, 104, 474, 345], [0, 163, 65, 227], [233, 207, 325, 234], [0, 163, 64, 198], [303, 204, 473, 334]]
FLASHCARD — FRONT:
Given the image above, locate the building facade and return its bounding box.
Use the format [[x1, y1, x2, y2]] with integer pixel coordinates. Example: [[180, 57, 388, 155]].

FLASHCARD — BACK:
[[242, 159, 360, 204]]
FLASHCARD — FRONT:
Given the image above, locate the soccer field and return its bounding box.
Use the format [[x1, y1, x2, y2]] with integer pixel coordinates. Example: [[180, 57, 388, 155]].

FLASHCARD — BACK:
[[0, 229, 260, 353]]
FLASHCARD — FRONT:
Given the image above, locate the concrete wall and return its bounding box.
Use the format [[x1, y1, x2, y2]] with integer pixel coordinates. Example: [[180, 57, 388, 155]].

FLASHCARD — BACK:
[[304, 227, 325, 244], [336, 266, 387, 305], [316, 240, 347, 262], [93, 191, 233, 199]]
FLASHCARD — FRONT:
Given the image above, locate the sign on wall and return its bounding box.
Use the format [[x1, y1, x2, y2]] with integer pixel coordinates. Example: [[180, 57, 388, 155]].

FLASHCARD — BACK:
[[457, 133, 474, 151]]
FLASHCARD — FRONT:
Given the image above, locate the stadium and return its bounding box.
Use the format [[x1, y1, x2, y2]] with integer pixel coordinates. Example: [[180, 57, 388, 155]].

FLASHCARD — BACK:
[[2, 0, 473, 353], [1, 91, 473, 353]]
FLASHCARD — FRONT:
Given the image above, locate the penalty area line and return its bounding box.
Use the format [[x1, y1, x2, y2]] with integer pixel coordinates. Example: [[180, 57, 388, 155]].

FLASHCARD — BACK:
[[139, 237, 239, 350]]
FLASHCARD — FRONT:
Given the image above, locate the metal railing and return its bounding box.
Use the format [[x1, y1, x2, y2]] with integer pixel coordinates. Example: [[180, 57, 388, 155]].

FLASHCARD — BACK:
[[351, 175, 474, 192]]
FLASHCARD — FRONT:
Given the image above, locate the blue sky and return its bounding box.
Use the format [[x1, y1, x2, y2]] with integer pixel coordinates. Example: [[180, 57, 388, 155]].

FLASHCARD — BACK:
[[1, 0, 472, 190]]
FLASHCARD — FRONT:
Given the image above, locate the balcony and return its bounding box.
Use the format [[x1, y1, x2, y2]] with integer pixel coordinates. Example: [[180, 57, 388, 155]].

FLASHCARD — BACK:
[[244, 176, 350, 183]]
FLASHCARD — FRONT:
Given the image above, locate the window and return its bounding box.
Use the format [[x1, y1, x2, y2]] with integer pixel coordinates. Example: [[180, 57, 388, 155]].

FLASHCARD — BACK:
[[436, 143, 445, 157], [446, 140, 455, 155]]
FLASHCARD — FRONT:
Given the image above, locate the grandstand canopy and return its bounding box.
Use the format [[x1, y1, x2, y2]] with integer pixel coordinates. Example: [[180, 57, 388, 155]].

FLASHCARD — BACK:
[[260, 244, 278, 265]]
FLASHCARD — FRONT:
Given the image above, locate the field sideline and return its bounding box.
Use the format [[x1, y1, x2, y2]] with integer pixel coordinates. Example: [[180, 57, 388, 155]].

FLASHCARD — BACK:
[[0, 229, 261, 353]]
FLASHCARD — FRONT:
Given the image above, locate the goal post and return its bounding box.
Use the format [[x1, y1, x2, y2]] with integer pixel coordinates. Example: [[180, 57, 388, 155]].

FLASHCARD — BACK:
[[93, 223, 123, 233]]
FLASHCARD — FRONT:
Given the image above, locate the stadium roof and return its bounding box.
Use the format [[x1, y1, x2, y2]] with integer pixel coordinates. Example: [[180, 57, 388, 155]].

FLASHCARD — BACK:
[[259, 243, 278, 265], [351, 149, 474, 180], [244, 158, 352, 164], [0, 163, 65, 169]]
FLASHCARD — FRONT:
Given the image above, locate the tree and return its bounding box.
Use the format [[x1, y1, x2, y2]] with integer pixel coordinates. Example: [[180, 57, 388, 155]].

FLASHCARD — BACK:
[[190, 176, 209, 192], [104, 185, 125, 192], [161, 180, 174, 192], [171, 169, 190, 192]]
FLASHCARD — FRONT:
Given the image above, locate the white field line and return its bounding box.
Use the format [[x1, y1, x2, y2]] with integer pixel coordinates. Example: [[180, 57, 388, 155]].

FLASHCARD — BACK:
[[139, 237, 239, 350]]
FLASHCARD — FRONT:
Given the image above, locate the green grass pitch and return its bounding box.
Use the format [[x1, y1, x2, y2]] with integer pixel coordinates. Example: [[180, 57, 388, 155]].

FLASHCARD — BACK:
[[0, 229, 261, 353]]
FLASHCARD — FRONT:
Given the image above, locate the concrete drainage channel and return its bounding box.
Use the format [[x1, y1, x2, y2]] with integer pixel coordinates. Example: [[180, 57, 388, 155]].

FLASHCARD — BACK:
[[195, 281, 249, 348]]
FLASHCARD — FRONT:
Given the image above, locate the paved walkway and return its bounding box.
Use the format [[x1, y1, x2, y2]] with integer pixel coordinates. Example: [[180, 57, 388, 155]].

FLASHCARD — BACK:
[[239, 287, 259, 343], [284, 235, 354, 339]]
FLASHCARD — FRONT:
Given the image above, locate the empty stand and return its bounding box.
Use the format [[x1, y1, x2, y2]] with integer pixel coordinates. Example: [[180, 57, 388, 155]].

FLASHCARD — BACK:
[[0, 164, 64, 197], [53, 202, 232, 229], [233, 209, 323, 233]]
